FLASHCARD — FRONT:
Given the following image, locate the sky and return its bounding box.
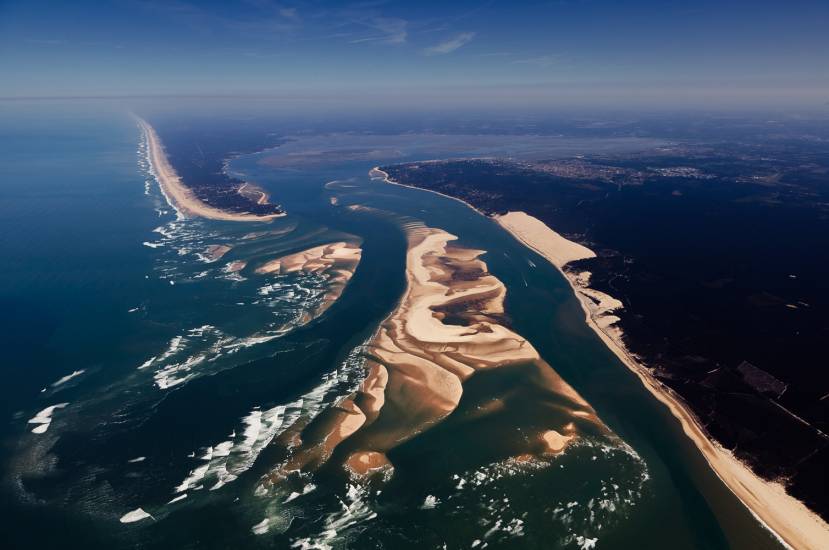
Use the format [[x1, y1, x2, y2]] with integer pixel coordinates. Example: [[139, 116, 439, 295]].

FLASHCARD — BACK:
[[1, 0, 827, 108]]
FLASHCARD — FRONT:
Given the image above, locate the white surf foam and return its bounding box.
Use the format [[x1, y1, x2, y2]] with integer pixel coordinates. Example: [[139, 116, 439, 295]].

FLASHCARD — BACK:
[[120, 508, 153, 523], [252, 518, 270, 535], [167, 493, 188, 504], [27, 403, 68, 434], [172, 400, 303, 496], [290, 484, 377, 549], [50, 369, 85, 388]]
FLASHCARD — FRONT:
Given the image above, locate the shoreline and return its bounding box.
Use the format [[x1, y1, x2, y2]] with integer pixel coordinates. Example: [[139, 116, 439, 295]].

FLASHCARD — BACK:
[[372, 166, 829, 550], [136, 116, 284, 223], [370, 167, 491, 218]]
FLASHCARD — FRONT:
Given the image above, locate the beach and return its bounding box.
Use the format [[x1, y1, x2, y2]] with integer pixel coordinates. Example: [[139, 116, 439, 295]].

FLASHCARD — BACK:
[[493, 209, 829, 550], [136, 117, 284, 223], [494, 211, 595, 268]]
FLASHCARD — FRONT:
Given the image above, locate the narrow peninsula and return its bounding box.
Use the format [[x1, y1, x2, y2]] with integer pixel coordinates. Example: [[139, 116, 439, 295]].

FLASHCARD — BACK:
[[137, 116, 284, 222]]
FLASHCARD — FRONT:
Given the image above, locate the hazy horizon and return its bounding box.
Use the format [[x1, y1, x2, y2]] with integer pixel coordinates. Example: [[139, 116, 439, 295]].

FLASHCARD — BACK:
[[1, 0, 827, 109]]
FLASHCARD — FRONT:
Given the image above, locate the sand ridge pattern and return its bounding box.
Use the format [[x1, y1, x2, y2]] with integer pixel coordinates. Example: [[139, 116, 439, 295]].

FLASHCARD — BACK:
[[259, 224, 610, 488], [255, 241, 363, 324]]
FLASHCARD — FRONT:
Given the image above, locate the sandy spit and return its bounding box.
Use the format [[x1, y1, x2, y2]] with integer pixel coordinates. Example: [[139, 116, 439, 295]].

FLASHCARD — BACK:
[[136, 117, 284, 223]]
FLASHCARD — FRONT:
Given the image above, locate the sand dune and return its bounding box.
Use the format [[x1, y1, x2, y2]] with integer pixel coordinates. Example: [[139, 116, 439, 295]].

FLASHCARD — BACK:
[[495, 211, 595, 268], [496, 210, 829, 550], [136, 117, 283, 222], [259, 224, 608, 488]]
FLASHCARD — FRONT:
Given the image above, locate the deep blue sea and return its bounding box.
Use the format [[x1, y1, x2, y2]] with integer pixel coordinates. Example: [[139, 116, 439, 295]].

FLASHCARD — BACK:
[[0, 103, 785, 549]]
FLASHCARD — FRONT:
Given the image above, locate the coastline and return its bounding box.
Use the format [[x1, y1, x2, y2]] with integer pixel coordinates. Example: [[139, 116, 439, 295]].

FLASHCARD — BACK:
[[372, 166, 829, 550], [370, 167, 490, 218], [136, 116, 284, 223]]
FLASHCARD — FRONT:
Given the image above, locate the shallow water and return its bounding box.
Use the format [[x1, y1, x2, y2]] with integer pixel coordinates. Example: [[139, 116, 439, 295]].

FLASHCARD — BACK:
[[0, 106, 782, 549]]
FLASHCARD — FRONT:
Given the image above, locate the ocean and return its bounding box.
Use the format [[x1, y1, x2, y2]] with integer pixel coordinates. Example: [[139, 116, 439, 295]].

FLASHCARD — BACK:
[[0, 103, 784, 549]]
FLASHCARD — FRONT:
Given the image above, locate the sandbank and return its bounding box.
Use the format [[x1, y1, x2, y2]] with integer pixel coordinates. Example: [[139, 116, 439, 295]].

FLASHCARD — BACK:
[[259, 223, 608, 488], [255, 241, 363, 323]]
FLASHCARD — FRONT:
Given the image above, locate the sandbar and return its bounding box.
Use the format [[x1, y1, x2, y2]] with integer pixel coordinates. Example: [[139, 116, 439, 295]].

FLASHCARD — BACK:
[[255, 241, 363, 323], [259, 223, 608, 488], [201, 244, 232, 263], [374, 166, 829, 548]]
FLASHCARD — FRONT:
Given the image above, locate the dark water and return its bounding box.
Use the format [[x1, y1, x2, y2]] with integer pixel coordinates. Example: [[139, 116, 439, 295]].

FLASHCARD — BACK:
[[0, 105, 783, 549], [377, 141, 829, 515]]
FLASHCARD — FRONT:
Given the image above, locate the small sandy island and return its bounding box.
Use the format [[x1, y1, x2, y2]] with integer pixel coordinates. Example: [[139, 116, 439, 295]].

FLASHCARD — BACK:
[[136, 117, 283, 223], [258, 223, 610, 489], [256, 241, 363, 322], [200, 244, 232, 263], [494, 210, 829, 550]]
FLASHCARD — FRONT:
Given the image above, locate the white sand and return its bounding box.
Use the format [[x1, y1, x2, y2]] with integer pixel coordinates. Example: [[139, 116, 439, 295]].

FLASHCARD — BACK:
[[372, 166, 829, 547], [255, 242, 361, 276], [495, 211, 595, 268], [50, 369, 85, 388], [201, 244, 232, 262]]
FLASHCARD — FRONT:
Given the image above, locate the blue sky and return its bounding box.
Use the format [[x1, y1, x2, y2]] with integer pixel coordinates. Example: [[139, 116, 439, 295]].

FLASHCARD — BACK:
[[1, 0, 827, 107]]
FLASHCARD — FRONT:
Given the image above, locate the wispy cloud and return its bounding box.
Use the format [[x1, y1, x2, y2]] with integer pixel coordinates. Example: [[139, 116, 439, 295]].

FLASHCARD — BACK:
[[512, 54, 563, 68], [134, 0, 300, 36], [350, 16, 408, 44], [424, 32, 475, 55]]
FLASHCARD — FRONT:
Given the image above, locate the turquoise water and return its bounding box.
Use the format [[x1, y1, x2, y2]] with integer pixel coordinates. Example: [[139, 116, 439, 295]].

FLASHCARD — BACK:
[[0, 105, 782, 549]]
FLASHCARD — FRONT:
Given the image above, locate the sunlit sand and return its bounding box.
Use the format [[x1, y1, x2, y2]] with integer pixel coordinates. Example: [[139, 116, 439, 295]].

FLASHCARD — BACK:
[[137, 117, 284, 222], [259, 223, 608, 489], [256, 241, 363, 323]]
